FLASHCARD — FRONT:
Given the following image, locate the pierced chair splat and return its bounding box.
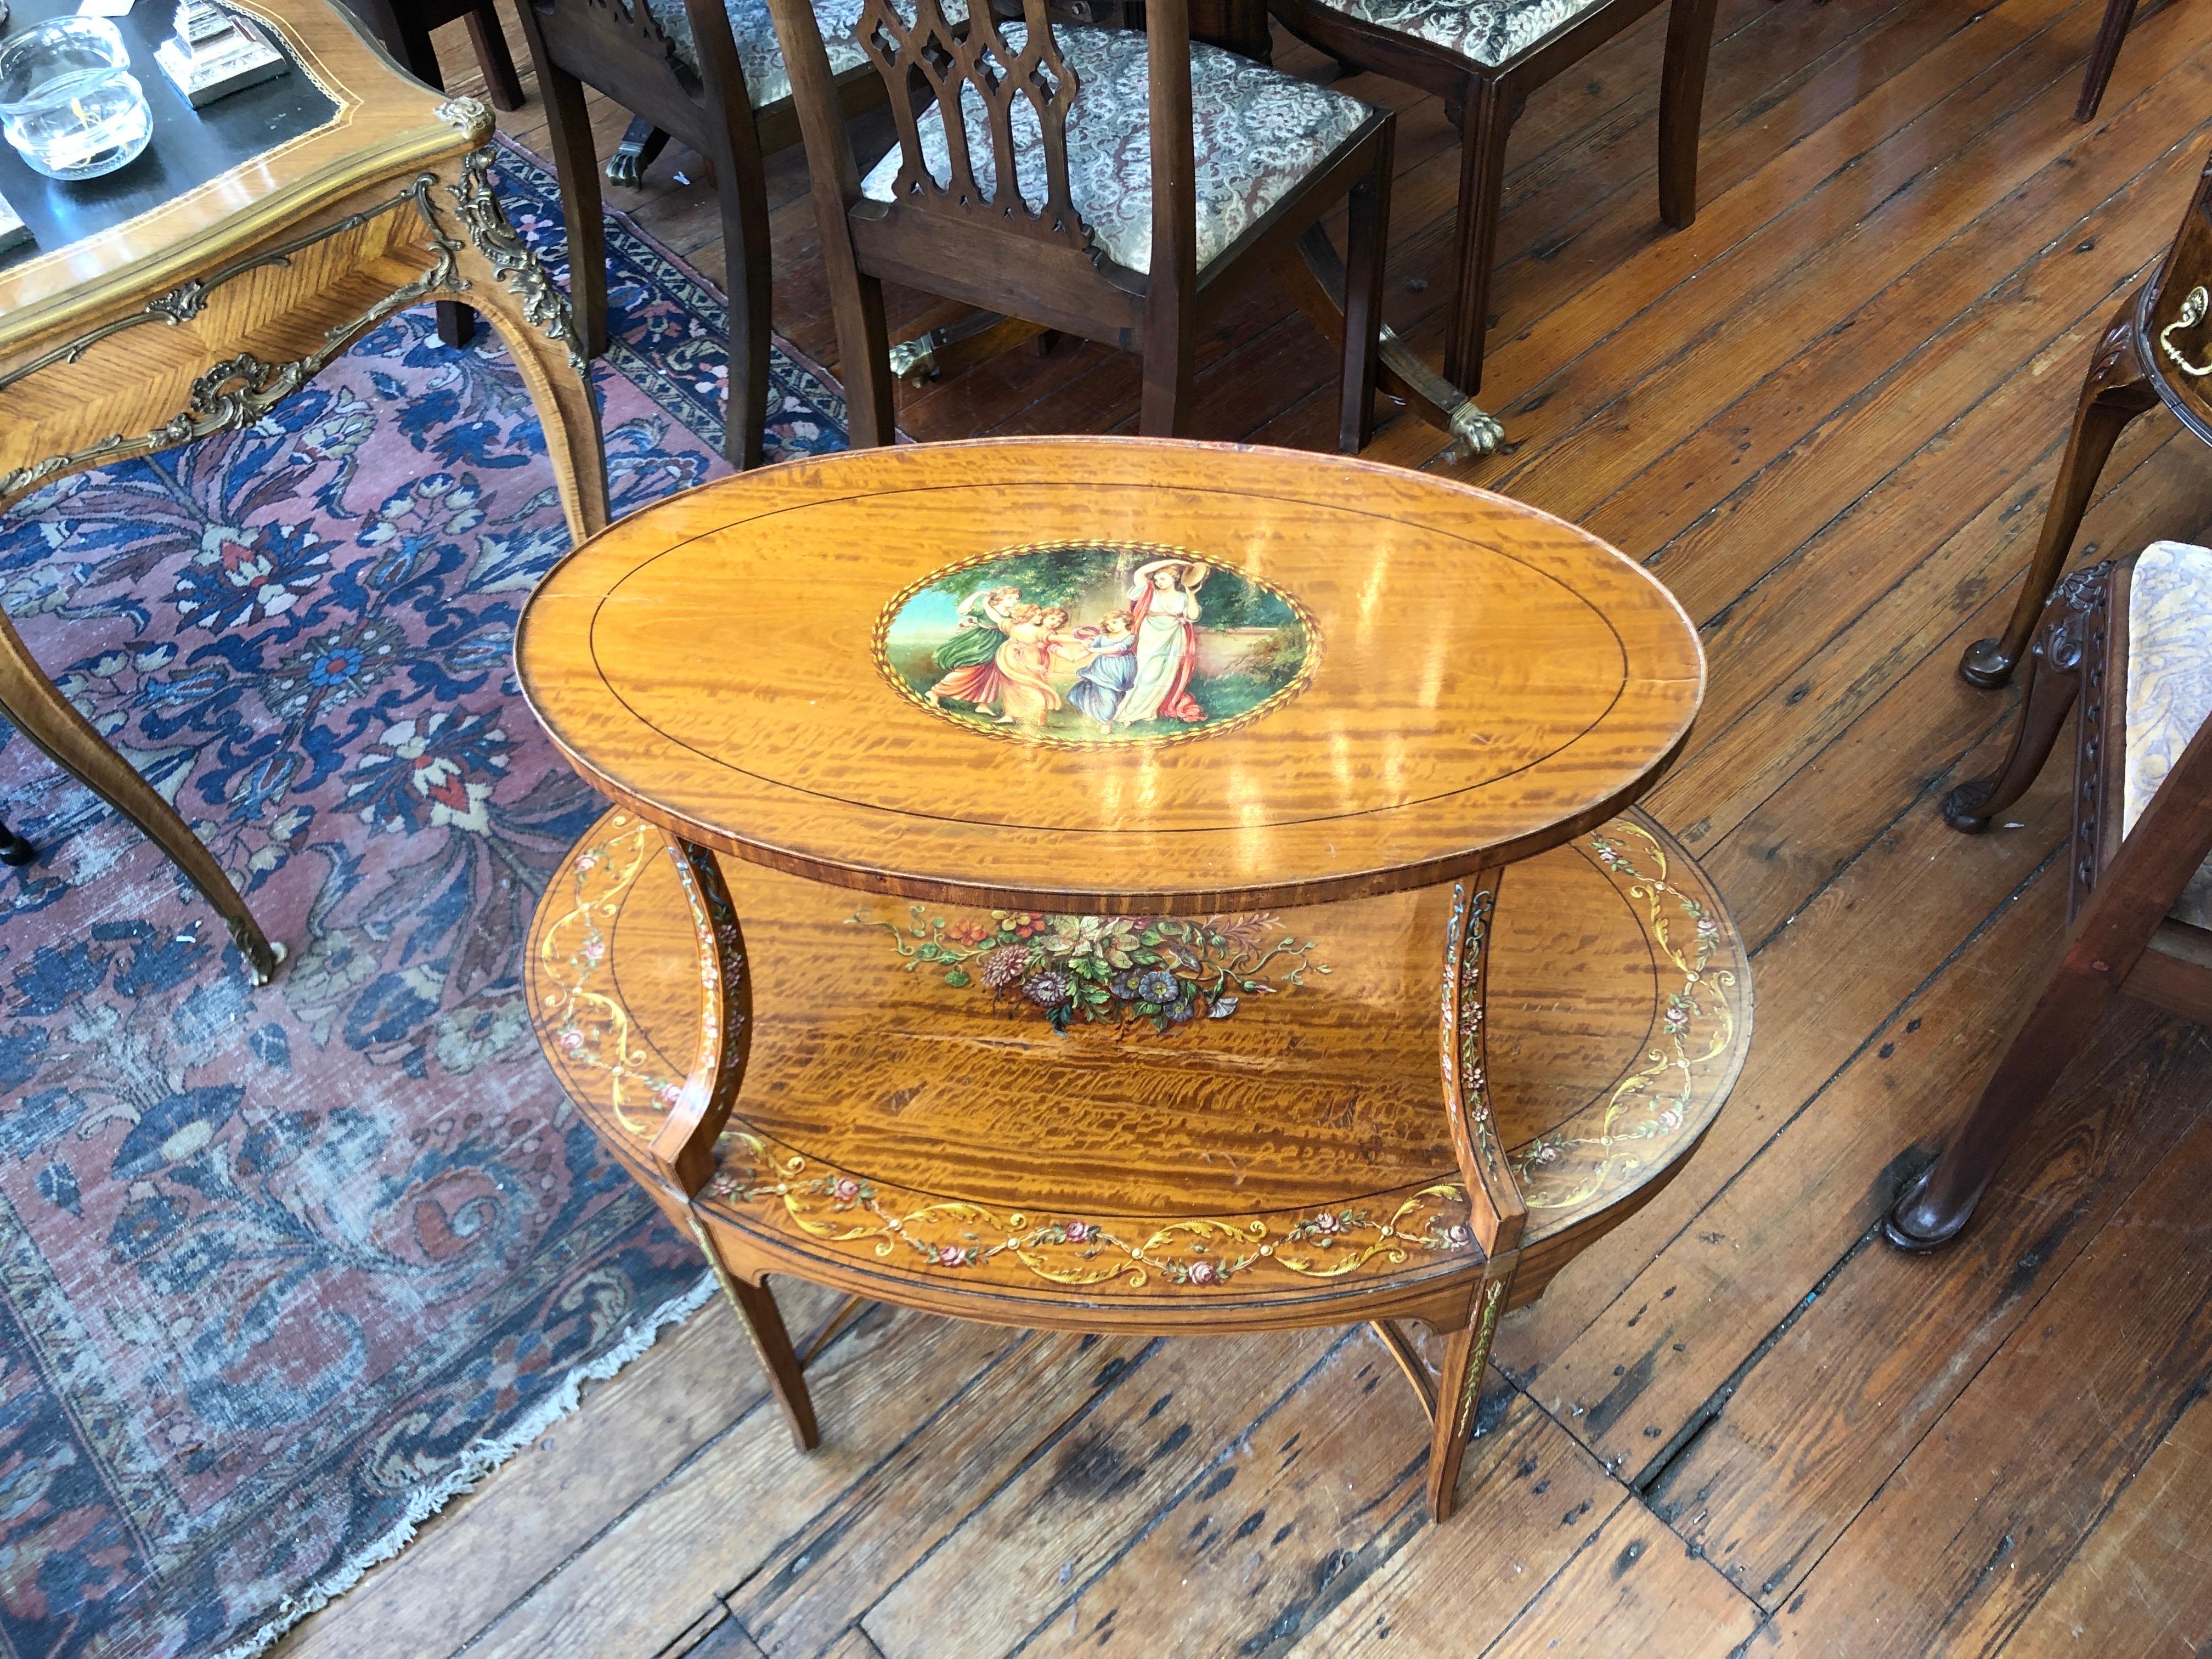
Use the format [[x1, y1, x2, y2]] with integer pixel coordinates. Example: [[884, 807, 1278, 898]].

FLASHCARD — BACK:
[[768, 0, 1397, 449]]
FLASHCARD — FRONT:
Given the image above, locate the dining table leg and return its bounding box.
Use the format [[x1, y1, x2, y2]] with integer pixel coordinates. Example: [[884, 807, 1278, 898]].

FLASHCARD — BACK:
[[1279, 225, 1504, 457]]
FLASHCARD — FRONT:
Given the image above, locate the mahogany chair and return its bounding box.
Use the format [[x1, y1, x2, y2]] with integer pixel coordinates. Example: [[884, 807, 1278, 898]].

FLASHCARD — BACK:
[[346, 0, 529, 349], [513, 0, 893, 467], [1958, 144, 2212, 690], [1267, 0, 1718, 395], [1891, 540, 2212, 1250], [765, 0, 1396, 449]]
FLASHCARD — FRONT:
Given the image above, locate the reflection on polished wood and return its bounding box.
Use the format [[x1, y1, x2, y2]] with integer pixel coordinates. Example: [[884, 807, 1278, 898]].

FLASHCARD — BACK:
[[0, 0, 607, 980], [516, 438, 1703, 913]]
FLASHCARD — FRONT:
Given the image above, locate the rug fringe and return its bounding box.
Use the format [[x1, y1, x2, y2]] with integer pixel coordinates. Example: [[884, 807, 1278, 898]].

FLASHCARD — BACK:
[[212, 1272, 716, 1659]]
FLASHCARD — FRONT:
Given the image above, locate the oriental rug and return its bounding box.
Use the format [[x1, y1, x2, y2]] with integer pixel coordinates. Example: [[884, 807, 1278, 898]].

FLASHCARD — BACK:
[[0, 140, 849, 1659]]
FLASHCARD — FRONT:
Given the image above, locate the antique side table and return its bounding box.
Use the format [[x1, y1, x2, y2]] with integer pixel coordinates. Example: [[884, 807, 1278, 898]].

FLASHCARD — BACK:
[[516, 437, 1753, 1521], [0, 0, 607, 981]]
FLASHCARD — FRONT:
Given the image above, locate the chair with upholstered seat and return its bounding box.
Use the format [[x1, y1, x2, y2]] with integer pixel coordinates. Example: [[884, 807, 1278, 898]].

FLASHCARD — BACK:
[[765, 0, 1395, 448], [514, 0, 900, 467], [1267, 0, 1717, 396], [1891, 540, 2212, 1249]]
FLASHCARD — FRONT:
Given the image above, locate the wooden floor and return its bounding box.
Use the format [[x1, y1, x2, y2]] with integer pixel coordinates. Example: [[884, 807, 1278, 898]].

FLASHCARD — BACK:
[[280, 0, 2212, 1651]]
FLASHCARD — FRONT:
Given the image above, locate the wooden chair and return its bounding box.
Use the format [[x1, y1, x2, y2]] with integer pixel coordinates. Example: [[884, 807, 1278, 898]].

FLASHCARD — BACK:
[[1957, 144, 2212, 690], [764, 0, 1397, 449], [1891, 541, 2212, 1250], [1267, 0, 1718, 395], [346, 0, 530, 349], [513, 0, 892, 468]]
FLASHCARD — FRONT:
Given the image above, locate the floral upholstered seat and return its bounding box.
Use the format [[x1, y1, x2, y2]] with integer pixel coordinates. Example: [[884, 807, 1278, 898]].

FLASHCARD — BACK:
[[2121, 539, 2212, 930], [642, 0, 964, 109], [1305, 0, 1606, 66], [857, 25, 1372, 274]]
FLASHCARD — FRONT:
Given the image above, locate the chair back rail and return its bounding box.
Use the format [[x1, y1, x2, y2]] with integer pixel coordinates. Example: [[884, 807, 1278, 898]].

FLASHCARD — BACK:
[[523, 0, 724, 147]]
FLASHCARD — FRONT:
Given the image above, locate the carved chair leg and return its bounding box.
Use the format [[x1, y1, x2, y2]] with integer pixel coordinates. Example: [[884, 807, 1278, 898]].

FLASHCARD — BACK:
[[533, 58, 610, 363], [442, 144, 610, 543], [1656, 0, 1717, 230], [0, 812, 35, 867], [435, 298, 479, 349], [0, 612, 277, 981], [2076, 0, 2136, 122], [1337, 123, 1392, 454], [1427, 1261, 1514, 1523], [1962, 300, 2155, 688], [1884, 938, 2116, 1252], [465, 0, 528, 112], [605, 117, 672, 189], [706, 119, 772, 471], [1944, 561, 2109, 833], [689, 1212, 821, 1450], [1442, 78, 1516, 397]]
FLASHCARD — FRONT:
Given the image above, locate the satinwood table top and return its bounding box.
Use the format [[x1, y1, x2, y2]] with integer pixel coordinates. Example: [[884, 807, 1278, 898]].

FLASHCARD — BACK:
[[516, 437, 1704, 912]]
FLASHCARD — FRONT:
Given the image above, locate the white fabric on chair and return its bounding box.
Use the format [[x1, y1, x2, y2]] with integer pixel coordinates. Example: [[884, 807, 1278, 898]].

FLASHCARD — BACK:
[[857, 24, 1372, 274], [1305, 0, 1603, 66], [644, 0, 964, 110], [2121, 539, 2212, 930]]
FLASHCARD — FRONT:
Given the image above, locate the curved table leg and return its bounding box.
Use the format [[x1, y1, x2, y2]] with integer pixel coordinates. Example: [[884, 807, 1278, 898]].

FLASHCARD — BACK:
[[0, 607, 278, 982], [439, 138, 610, 547], [0, 811, 35, 866]]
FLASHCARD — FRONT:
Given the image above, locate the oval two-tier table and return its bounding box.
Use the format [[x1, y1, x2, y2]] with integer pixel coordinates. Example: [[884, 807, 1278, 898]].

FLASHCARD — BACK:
[[515, 437, 1753, 1522]]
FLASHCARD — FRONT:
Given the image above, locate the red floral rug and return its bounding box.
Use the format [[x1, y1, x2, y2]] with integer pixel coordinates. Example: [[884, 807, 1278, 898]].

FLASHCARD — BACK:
[[0, 140, 849, 1659]]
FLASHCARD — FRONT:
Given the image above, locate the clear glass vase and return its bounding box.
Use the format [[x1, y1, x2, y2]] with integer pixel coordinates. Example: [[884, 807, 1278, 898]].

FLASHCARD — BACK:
[[0, 17, 153, 182]]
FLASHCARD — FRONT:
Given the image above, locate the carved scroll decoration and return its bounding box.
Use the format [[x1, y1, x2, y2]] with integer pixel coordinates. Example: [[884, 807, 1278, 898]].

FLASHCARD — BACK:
[[446, 141, 589, 371], [0, 176, 447, 397]]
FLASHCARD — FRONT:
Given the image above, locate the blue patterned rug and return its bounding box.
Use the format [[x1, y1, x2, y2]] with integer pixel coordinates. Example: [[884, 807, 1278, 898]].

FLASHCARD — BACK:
[[0, 140, 848, 1659]]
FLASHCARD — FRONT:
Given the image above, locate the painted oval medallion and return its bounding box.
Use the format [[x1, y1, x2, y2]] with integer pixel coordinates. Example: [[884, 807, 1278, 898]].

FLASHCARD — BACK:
[[875, 541, 1318, 747]]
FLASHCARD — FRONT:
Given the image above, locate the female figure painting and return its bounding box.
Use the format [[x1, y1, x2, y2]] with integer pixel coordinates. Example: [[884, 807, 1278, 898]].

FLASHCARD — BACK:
[[1118, 558, 1208, 726], [879, 543, 1316, 748], [1067, 610, 1139, 732]]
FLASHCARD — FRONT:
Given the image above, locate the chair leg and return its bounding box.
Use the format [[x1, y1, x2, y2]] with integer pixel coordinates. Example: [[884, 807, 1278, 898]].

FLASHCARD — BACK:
[[606, 117, 672, 189], [0, 813, 33, 867], [1337, 126, 1393, 454], [1441, 79, 1516, 397], [1883, 913, 2123, 1252], [435, 299, 478, 349], [532, 56, 610, 361], [1657, 0, 1718, 230], [1943, 561, 2111, 834], [1961, 300, 2155, 689], [1426, 1259, 1515, 1523], [465, 0, 528, 112], [707, 126, 773, 471], [2076, 0, 2136, 121], [689, 1213, 821, 1450]]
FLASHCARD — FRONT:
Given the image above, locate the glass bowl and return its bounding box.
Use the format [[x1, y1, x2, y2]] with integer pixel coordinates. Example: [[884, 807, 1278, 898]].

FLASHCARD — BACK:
[[0, 17, 153, 181]]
